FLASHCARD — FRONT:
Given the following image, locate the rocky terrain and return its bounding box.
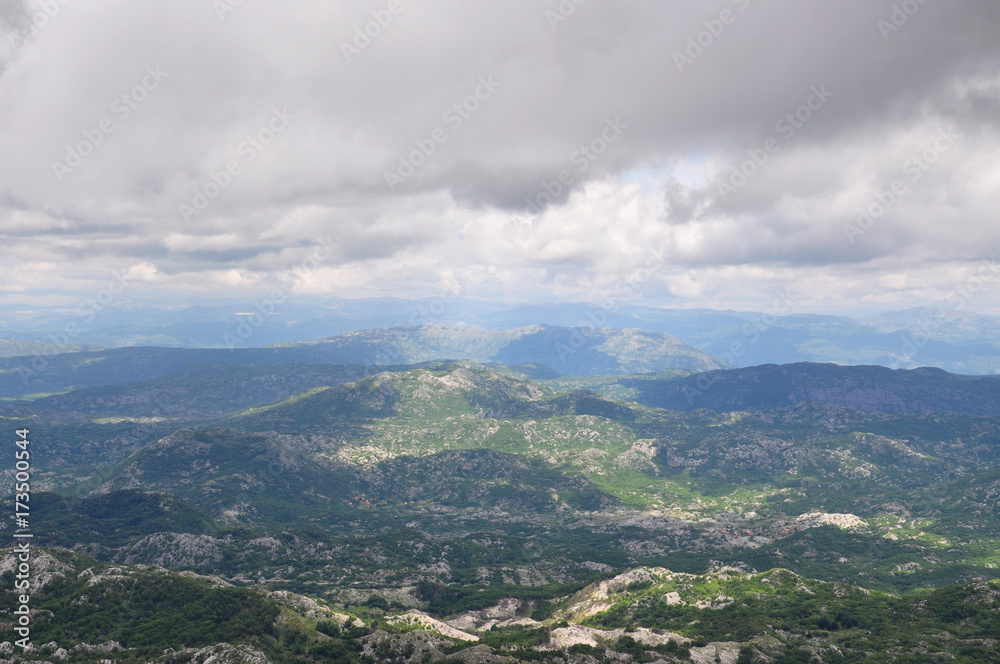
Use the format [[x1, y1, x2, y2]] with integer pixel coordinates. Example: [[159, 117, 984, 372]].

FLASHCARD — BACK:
[[2, 354, 999, 662]]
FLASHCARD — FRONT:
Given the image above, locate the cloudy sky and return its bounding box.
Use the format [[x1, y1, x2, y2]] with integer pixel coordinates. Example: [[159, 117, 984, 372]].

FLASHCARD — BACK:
[[1, 0, 999, 316]]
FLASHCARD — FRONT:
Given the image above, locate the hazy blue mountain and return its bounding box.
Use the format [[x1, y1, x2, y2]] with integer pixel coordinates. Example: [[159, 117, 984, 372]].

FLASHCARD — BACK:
[[306, 325, 725, 376], [625, 362, 1000, 415], [0, 363, 385, 422], [5, 298, 1000, 373], [0, 346, 375, 397], [0, 325, 722, 397]]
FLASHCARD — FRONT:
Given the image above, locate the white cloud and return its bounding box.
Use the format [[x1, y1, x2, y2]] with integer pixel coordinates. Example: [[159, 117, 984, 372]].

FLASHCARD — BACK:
[[0, 0, 999, 314]]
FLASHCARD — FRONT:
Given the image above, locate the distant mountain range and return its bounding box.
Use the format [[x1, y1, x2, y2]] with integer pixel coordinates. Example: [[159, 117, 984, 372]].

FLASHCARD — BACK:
[[0, 325, 722, 397], [302, 325, 724, 376], [2, 298, 999, 373], [622, 362, 1000, 416]]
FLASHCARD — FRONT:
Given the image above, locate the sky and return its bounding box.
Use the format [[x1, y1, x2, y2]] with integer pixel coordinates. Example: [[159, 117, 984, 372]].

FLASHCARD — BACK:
[[1, 0, 999, 317]]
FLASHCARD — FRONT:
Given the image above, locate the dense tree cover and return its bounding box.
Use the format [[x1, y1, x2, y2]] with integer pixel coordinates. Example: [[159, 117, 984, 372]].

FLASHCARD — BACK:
[[0, 565, 280, 660], [414, 580, 598, 616], [30, 490, 219, 547]]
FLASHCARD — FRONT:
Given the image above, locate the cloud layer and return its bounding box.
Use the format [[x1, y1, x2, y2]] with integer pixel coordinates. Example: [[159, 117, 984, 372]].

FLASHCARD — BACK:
[[1, 0, 999, 315]]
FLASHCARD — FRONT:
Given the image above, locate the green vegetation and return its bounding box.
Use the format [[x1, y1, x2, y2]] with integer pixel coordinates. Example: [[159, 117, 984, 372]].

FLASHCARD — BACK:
[[584, 569, 1000, 663], [3, 359, 1000, 662], [414, 580, 598, 615], [0, 557, 280, 660]]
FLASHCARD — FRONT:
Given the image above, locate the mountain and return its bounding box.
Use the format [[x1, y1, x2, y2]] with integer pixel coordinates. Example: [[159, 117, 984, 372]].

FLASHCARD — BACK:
[[0, 345, 378, 398], [28, 360, 992, 593], [0, 337, 96, 357], [5, 546, 1000, 663], [30, 490, 219, 547], [7, 352, 1000, 662], [623, 362, 1000, 415], [85, 428, 356, 525], [7, 298, 1000, 373], [0, 362, 384, 422], [0, 325, 722, 398], [296, 324, 726, 376]]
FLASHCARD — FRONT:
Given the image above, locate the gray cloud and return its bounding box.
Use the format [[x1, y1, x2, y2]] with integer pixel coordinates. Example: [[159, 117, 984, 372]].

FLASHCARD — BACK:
[[0, 0, 998, 314]]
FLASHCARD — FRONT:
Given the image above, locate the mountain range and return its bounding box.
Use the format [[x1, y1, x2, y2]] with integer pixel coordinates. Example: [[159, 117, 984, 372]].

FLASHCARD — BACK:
[[0, 324, 721, 398], [3, 334, 1000, 663], [4, 298, 1000, 373], [622, 362, 1000, 416]]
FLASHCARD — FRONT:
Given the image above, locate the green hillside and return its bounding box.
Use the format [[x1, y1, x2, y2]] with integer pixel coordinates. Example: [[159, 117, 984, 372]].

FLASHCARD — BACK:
[[3, 548, 999, 663], [6, 358, 1000, 663]]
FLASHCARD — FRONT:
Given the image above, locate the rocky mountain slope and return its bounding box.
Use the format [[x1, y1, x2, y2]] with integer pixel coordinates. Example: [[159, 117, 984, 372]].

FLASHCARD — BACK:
[[3, 548, 999, 663], [4, 355, 1000, 663]]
